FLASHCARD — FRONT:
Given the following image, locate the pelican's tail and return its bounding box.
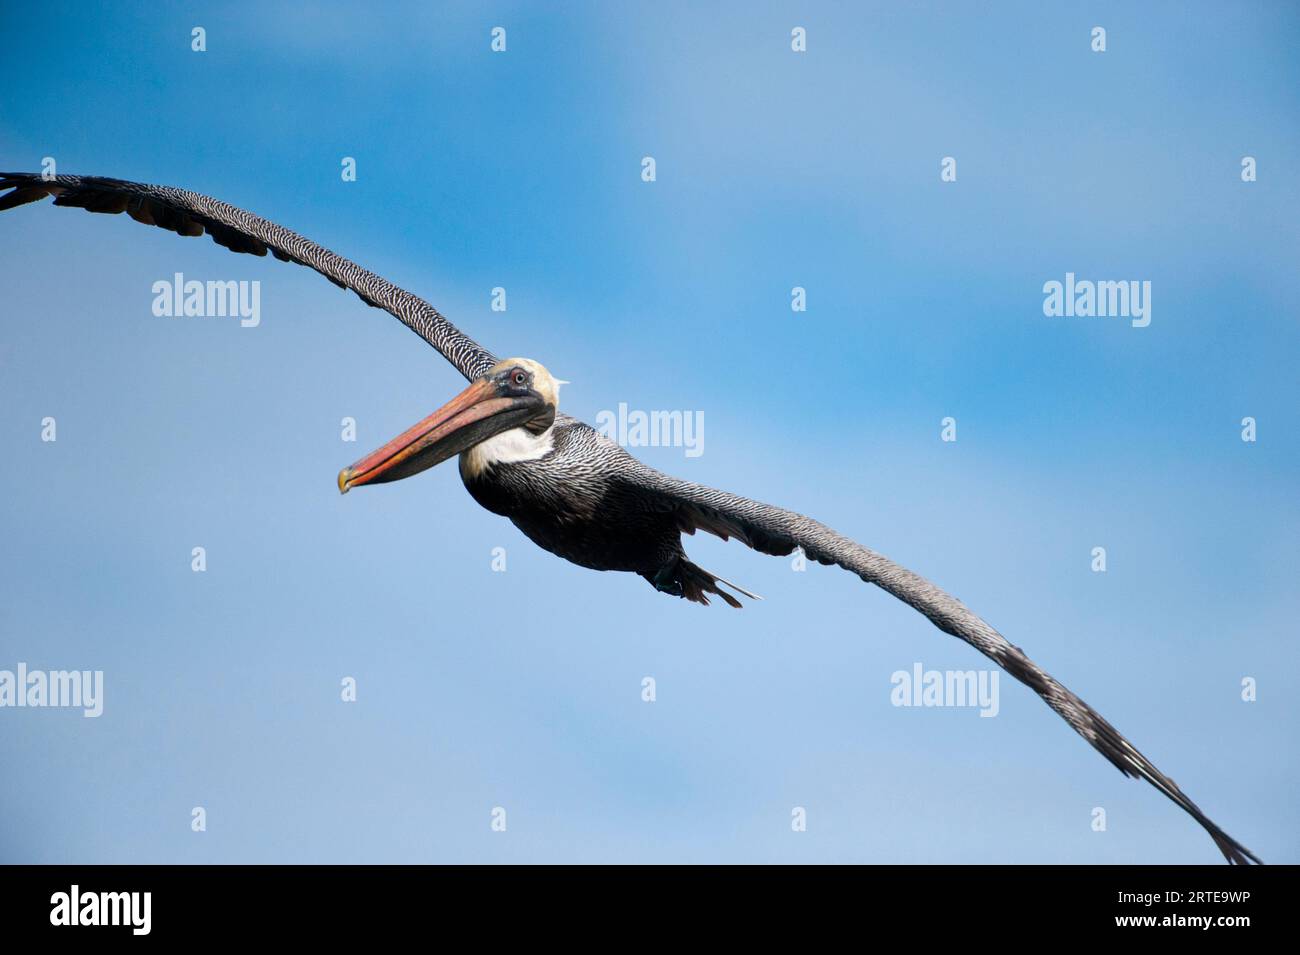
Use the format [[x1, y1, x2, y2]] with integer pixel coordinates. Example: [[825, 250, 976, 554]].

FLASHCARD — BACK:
[[649, 556, 762, 608]]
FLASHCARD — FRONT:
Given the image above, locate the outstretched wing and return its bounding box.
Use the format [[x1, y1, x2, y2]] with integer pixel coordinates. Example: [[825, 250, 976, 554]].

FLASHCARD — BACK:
[[626, 464, 1261, 864], [0, 173, 497, 381]]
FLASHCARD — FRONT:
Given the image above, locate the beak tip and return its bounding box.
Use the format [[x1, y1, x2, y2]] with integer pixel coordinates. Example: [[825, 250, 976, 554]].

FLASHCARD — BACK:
[[338, 467, 353, 495]]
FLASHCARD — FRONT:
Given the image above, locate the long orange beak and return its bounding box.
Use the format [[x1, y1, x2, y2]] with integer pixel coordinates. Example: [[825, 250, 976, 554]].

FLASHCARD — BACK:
[[338, 378, 543, 493]]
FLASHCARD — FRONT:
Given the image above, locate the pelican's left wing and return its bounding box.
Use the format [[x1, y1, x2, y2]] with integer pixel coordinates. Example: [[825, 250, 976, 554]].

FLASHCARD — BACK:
[[0, 173, 497, 381], [624, 464, 1261, 865]]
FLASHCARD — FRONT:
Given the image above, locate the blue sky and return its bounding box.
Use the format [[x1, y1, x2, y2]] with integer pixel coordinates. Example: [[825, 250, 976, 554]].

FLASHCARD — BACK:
[[0, 1, 1296, 863]]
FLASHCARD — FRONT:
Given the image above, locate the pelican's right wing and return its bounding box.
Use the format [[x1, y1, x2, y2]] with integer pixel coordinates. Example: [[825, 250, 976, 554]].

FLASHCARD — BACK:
[[627, 464, 1261, 864], [0, 173, 497, 381]]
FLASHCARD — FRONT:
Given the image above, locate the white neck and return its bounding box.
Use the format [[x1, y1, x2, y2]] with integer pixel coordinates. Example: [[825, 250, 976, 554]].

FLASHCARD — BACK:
[[460, 426, 554, 479]]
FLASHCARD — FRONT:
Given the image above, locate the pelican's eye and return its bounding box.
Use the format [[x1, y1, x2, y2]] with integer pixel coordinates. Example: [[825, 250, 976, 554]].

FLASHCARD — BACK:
[[511, 370, 528, 387]]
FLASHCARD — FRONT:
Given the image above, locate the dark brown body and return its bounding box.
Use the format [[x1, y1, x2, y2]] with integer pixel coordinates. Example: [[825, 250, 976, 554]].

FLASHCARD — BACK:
[[459, 417, 736, 603]]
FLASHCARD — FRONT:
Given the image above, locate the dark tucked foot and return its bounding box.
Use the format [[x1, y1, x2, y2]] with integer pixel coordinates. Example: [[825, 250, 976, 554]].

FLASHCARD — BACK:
[[646, 556, 759, 608]]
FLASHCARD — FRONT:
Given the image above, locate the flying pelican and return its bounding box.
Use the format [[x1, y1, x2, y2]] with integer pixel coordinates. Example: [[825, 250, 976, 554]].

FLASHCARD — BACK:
[[0, 172, 1261, 864]]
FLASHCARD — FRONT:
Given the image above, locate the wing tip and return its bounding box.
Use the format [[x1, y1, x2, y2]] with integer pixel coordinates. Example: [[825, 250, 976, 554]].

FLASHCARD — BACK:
[[0, 173, 55, 212]]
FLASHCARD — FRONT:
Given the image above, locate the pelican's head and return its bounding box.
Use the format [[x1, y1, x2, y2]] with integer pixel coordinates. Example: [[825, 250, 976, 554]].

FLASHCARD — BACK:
[[337, 357, 562, 493]]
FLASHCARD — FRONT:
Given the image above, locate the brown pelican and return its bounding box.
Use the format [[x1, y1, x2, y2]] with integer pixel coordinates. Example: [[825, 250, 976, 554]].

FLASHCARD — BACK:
[[0, 172, 1261, 864]]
